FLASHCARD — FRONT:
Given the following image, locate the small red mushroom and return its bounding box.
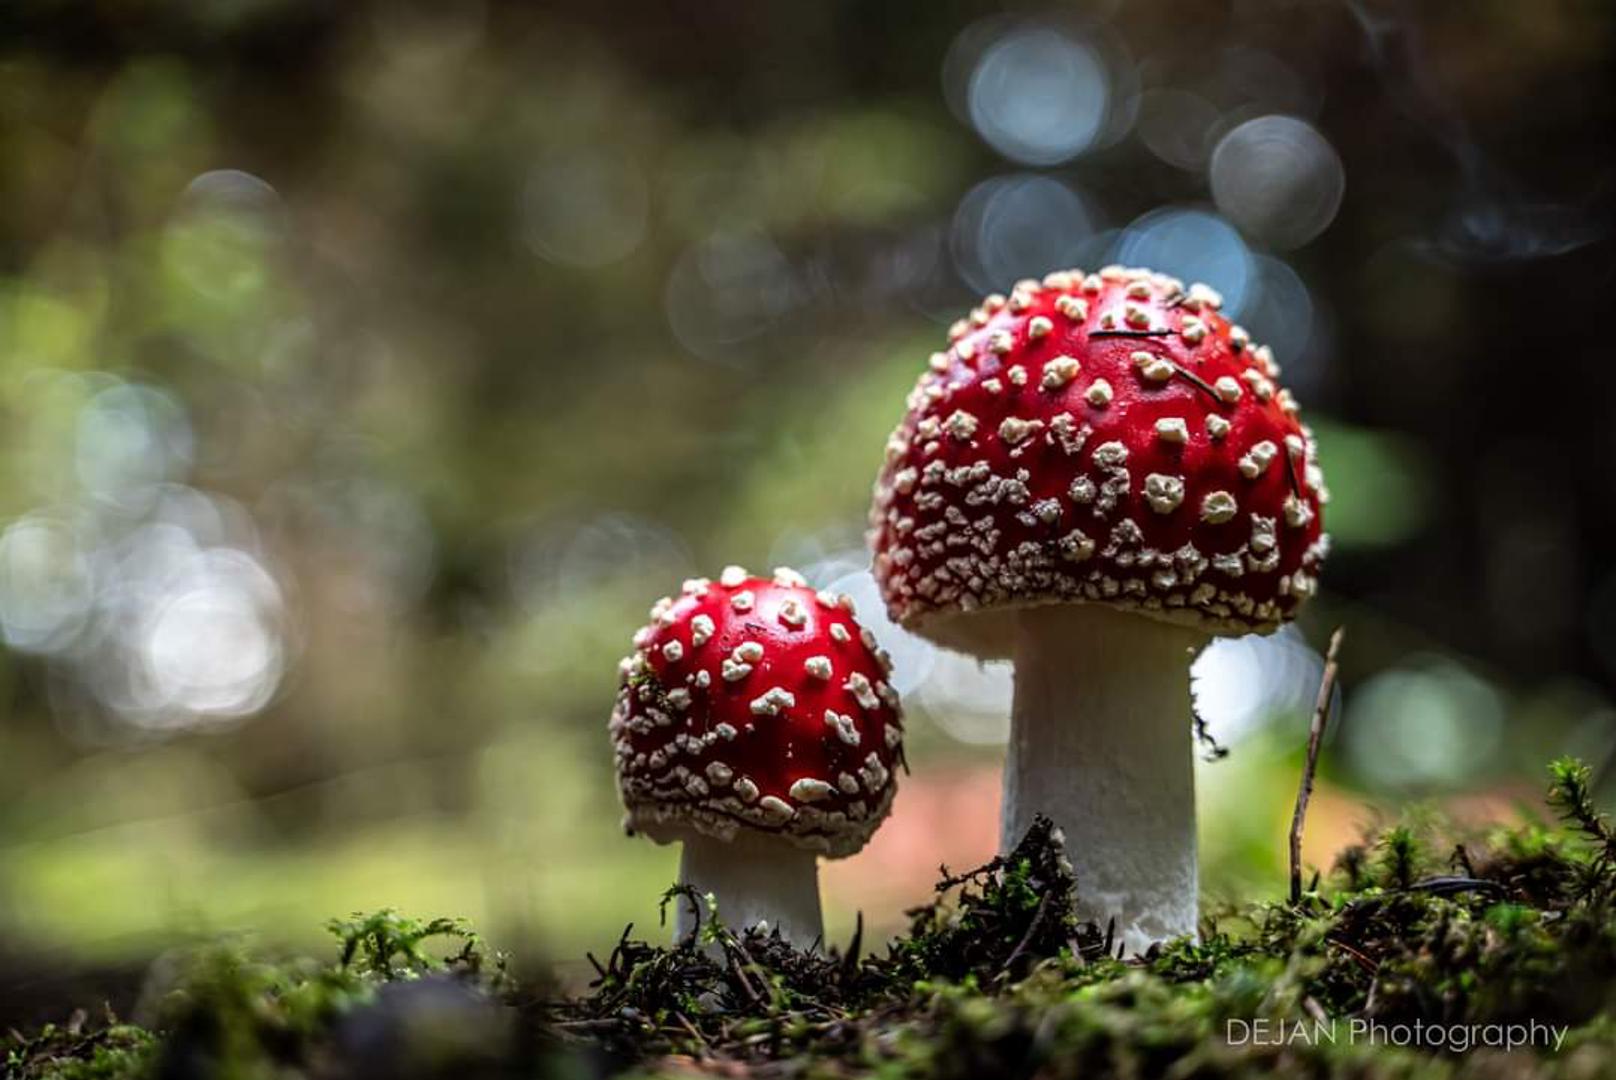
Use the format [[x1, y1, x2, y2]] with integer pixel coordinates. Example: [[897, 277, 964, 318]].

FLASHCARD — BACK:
[[610, 565, 905, 947], [868, 266, 1328, 950]]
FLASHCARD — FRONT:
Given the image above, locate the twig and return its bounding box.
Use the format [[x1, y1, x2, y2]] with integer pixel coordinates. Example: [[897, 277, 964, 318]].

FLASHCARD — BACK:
[[1290, 628, 1345, 904], [672, 1010, 707, 1048], [998, 892, 1051, 981], [1284, 447, 1305, 499], [1451, 843, 1476, 877], [1171, 364, 1222, 401], [728, 947, 762, 1005], [554, 1018, 628, 1031], [716, 928, 767, 1010], [1406, 876, 1507, 898], [1088, 328, 1172, 339], [841, 912, 864, 980], [1325, 934, 1377, 974]]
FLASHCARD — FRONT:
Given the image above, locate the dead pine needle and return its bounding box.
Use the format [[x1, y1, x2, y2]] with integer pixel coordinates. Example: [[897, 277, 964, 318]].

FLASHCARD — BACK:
[[1290, 627, 1345, 904]]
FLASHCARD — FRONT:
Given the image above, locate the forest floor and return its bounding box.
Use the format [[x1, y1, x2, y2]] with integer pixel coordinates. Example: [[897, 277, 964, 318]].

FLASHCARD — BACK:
[[8, 758, 1616, 1079]]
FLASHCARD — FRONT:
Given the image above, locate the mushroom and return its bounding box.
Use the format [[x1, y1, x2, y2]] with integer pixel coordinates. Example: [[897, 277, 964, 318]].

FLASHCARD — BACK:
[[610, 566, 905, 948], [868, 267, 1328, 950]]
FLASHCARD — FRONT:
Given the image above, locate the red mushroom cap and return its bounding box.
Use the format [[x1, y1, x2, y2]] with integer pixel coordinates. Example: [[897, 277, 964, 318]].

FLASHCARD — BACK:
[[869, 266, 1328, 657], [610, 566, 904, 857]]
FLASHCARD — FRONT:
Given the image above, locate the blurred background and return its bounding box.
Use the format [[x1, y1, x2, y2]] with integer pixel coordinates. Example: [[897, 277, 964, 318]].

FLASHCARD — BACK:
[[1, 0, 1612, 1021]]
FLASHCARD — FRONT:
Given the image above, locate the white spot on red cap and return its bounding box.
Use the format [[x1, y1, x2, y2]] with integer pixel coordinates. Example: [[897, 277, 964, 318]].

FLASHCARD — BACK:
[[1056, 295, 1088, 320], [790, 778, 835, 803], [824, 710, 861, 746], [778, 598, 807, 628], [1138, 356, 1175, 382], [1239, 440, 1278, 478], [1155, 417, 1189, 444], [944, 410, 979, 440], [998, 417, 1042, 445], [1200, 491, 1238, 524], [758, 796, 794, 823], [844, 672, 881, 711], [1093, 441, 1129, 467], [1042, 356, 1081, 389], [1145, 474, 1186, 514], [750, 687, 796, 716]]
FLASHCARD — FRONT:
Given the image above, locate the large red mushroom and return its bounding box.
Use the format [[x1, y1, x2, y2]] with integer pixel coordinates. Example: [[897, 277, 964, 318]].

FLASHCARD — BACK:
[[868, 266, 1327, 949], [610, 566, 905, 948]]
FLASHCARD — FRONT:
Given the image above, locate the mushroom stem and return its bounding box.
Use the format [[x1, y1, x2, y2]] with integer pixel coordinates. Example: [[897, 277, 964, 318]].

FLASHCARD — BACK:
[[675, 831, 824, 950], [1001, 603, 1208, 954]]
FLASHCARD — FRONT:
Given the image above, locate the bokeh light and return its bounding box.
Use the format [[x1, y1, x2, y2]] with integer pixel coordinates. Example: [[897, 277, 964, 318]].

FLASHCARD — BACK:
[[0, 513, 95, 653], [1190, 625, 1326, 745], [951, 174, 1099, 294], [916, 650, 1014, 746], [664, 230, 803, 365], [966, 25, 1111, 166], [1113, 207, 1254, 313], [1343, 659, 1507, 790], [523, 149, 649, 268], [1206, 47, 1320, 119], [126, 543, 286, 724], [1135, 89, 1221, 172], [4, 497, 287, 738], [1226, 255, 1323, 393], [76, 383, 195, 511], [1210, 115, 1345, 249], [164, 169, 284, 303], [511, 513, 693, 618]]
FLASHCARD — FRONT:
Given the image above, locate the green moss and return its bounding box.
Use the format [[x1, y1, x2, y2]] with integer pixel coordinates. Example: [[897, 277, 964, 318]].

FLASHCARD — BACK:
[[4, 910, 515, 1080], [11, 761, 1616, 1078], [3, 1020, 155, 1080]]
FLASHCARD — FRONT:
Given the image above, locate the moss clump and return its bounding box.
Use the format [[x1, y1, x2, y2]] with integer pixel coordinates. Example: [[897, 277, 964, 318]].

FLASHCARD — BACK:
[[4, 910, 520, 1080], [11, 758, 1616, 1078], [3, 1015, 154, 1080]]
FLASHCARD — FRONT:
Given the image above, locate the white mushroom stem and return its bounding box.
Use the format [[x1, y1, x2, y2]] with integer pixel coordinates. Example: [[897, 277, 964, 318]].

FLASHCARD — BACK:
[[1001, 603, 1209, 955], [674, 831, 823, 950]]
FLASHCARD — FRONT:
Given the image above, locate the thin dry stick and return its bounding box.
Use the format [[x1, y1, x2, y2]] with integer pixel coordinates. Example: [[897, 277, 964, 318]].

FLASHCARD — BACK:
[[997, 892, 1051, 981], [1290, 627, 1346, 904]]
